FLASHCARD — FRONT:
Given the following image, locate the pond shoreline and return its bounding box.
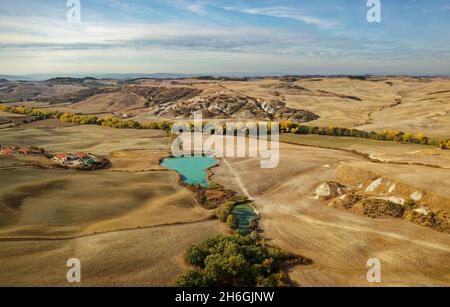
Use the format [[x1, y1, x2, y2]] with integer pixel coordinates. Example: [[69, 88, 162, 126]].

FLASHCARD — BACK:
[[160, 155, 259, 234]]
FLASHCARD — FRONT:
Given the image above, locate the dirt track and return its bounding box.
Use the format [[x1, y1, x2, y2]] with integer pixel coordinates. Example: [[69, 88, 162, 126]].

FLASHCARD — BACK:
[[212, 140, 450, 286]]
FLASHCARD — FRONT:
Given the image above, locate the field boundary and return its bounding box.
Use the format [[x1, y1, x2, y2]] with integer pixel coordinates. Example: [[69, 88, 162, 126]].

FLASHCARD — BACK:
[[280, 138, 449, 170], [0, 218, 213, 242]]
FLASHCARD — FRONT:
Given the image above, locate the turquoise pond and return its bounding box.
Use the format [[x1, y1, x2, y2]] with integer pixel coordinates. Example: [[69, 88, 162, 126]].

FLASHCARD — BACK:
[[160, 156, 217, 188], [232, 204, 258, 235]]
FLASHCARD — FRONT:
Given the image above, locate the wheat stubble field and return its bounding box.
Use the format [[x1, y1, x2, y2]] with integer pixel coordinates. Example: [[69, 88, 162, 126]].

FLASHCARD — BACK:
[[212, 139, 450, 286], [0, 125, 228, 286], [0, 76, 449, 286], [215, 76, 450, 138]]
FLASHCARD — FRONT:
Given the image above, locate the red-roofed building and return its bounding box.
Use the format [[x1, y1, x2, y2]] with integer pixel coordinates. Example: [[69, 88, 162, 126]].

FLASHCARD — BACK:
[[55, 153, 70, 159], [53, 153, 72, 163], [75, 152, 89, 160], [0, 148, 15, 155], [53, 153, 83, 164], [19, 147, 31, 154]]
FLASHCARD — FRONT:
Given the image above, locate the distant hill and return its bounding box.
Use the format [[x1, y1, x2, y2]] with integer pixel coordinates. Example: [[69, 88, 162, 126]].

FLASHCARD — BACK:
[[1, 72, 448, 82], [95, 73, 194, 80], [46, 77, 99, 84], [0, 73, 195, 81], [0, 75, 30, 81]]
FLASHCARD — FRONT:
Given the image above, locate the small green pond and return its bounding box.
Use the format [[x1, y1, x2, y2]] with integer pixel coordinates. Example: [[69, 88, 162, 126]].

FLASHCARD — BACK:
[[232, 204, 258, 235], [160, 156, 217, 188]]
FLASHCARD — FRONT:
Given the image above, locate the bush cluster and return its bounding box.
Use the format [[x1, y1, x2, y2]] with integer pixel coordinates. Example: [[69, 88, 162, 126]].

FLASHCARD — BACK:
[[175, 235, 295, 287]]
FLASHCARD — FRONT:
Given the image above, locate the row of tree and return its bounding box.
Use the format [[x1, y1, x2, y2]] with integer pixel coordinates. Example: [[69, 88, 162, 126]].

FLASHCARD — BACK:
[[0, 105, 174, 133], [1, 105, 448, 150], [58, 112, 174, 132], [0, 105, 62, 119], [279, 120, 450, 150]]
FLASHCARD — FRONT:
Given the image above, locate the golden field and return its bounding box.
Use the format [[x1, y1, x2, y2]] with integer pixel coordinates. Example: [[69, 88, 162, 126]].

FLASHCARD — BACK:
[[0, 126, 227, 286], [0, 76, 449, 286]]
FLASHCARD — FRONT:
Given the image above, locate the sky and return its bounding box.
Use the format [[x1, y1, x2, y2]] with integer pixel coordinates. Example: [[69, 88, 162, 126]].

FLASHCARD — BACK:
[[0, 0, 449, 75]]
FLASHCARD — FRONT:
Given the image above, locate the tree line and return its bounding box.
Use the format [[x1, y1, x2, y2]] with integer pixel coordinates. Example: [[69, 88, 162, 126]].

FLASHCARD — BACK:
[[279, 121, 450, 150], [0, 105, 173, 133], [1, 105, 448, 150]]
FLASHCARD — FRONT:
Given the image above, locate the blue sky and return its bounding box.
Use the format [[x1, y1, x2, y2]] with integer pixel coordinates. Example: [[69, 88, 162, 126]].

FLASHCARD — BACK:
[[0, 0, 449, 75]]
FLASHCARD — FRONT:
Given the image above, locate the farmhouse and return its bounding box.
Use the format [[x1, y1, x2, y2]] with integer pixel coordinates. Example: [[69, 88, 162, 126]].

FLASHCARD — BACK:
[[53, 153, 77, 164], [52, 152, 105, 169], [75, 152, 89, 159], [0, 147, 15, 155], [19, 147, 31, 154]]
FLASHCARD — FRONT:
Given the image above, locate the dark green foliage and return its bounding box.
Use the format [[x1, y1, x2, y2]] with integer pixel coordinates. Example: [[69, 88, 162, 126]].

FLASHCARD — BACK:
[[185, 245, 208, 268], [176, 234, 296, 287], [174, 270, 207, 287]]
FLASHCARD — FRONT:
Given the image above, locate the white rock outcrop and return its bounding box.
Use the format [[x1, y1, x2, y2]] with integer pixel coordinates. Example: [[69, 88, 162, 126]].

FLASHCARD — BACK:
[[388, 184, 396, 194], [414, 207, 430, 216], [365, 178, 382, 193], [314, 183, 331, 199], [410, 191, 423, 201]]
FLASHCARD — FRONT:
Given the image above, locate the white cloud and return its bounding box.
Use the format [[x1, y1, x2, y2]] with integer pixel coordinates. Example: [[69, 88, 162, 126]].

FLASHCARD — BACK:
[[223, 6, 336, 29], [0, 16, 231, 46], [0, 15, 311, 52], [185, 1, 208, 15], [0, 8, 448, 75]]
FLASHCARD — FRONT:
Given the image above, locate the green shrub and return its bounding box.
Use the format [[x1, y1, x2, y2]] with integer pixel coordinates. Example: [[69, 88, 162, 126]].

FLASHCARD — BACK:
[[226, 214, 237, 229], [250, 231, 258, 241], [185, 245, 208, 268], [175, 270, 208, 287], [175, 234, 295, 287], [216, 201, 235, 222]]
